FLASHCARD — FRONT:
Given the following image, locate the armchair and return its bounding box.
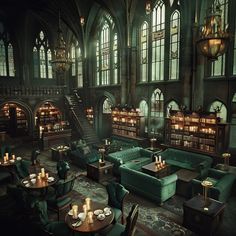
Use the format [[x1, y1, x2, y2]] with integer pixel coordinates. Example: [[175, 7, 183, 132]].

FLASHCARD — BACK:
[[47, 175, 76, 220], [99, 204, 139, 236], [57, 160, 70, 180], [191, 168, 236, 202], [106, 181, 129, 224]]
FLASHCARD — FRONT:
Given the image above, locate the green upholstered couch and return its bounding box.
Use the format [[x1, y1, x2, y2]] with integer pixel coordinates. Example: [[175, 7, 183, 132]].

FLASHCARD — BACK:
[[120, 162, 178, 204], [107, 147, 153, 176], [69, 142, 100, 169], [191, 168, 236, 202], [159, 148, 213, 177]]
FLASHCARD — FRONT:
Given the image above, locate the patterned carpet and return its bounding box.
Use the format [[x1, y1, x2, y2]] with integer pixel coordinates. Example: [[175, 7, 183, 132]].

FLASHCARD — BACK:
[[25, 148, 195, 236]]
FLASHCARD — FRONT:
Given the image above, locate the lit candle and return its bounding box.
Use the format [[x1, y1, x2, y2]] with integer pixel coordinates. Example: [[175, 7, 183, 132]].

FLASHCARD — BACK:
[[163, 160, 166, 166], [12, 154, 15, 160], [159, 156, 162, 162], [72, 205, 78, 219], [155, 156, 158, 163], [85, 197, 91, 210], [41, 168, 45, 178], [83, 204, 87, 215], [88, 211, 93, 224], [105, 139, 108, 145]]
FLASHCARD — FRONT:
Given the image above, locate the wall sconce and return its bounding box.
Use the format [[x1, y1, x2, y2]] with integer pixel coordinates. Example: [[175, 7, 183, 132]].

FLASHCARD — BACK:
[[80, 16, 85, 27], [196, 0, 229, 61], [145, 1, 151, 15]]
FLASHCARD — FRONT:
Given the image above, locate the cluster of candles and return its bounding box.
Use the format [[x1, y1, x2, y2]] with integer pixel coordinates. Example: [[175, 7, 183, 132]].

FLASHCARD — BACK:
[[154, 155, 166, 169], [72, 197, 93, 223], [37, 168, 49, 180], [3, 153, 15, 163]]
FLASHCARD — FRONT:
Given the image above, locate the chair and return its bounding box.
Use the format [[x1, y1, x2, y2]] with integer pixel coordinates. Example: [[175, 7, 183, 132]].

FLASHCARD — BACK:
[[106, 181, 129, 224], [57, 160, 70, 180], [47, 175, 76, 220], [15, 158, 31, 179], [29, 200, 74, 236], [100, 204, 139, 236], [191, 168, 236, 202]]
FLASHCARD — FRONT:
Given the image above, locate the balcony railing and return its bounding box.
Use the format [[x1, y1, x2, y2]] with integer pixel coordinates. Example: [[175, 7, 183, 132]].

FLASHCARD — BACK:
[[0, 86, 66, 97]]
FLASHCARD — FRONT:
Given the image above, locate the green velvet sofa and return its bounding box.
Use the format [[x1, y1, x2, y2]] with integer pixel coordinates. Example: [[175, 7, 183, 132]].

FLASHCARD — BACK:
[[191, 168, 236, 202], [120, 162, 178, 204], [159, 148, 213, 177], [107, 147, 153, 176], [69, 141, 100, 169]]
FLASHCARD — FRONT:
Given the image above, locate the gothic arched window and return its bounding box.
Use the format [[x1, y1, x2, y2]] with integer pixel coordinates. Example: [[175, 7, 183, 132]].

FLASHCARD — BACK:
[[33, 30, 53, 79], [169, 10, 180, 80], [211, 0, 228, 77], [0, 22, 15, 77], [151, 88, 164, 117], [95, 14, 119, 86], [71, 41, 83, 87], [140, 22, 149, 82]]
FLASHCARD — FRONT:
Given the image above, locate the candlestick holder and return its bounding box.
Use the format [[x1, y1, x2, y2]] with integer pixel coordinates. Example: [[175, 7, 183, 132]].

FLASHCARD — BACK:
[[201, 180, 213, 206], [221, 152, 231, 171], [98, 148, 106, 166]]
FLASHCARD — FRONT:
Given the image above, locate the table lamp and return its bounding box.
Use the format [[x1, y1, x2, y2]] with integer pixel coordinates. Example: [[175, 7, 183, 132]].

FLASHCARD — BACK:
[[201, 180, 213, 206], [221, 152, 231, 171]]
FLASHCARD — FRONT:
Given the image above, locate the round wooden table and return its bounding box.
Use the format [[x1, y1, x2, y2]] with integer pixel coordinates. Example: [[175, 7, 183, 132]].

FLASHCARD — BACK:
[[21, 172, 57, 189], [0, 159, 20, 182], [65, 201, 114, 235], [20, 172, 58, 198]]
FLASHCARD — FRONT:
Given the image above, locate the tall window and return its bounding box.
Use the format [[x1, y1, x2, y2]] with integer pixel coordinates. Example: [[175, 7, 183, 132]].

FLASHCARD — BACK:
[[211, 0, 228, 77], [140, 22, 148, 82], [151, 1, 165, 81], [139, 100, 148, 132], [103, 98, 113, 114], [96, 14, 119, 86], [33, 31, 53, 79], [71, 41, 83, 87], [0, 22, 15, 77], [113, 34, 118, 84], [233, 9, 236, 75], [101, 22, 110, 85], [151, 88, 164, 117], [169, 10, 180, 80]]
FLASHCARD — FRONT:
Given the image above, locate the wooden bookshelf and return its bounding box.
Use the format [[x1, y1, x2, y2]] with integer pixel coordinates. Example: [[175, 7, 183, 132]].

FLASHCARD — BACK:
[[0, 103, 28, 136], [165, 110, 227, 154], [111, 107, 145, 138]]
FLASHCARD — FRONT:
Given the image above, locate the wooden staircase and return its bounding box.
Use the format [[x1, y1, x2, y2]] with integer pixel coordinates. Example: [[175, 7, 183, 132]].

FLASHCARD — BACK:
[[65, 93, 101, 146]]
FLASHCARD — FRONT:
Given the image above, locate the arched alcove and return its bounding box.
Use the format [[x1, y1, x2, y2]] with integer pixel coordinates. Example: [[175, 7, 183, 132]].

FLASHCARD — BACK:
[[0, 102, 31, 137]]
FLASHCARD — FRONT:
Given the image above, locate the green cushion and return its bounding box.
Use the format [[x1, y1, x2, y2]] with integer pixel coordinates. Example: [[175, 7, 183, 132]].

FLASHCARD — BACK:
[[105, 222, 125, 236], [205, 177, 218, 186]]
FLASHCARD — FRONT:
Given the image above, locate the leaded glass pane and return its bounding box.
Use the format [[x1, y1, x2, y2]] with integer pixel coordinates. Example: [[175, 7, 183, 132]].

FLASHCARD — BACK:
[[8, 43, 15, 76], [0, 40, 7, 76]]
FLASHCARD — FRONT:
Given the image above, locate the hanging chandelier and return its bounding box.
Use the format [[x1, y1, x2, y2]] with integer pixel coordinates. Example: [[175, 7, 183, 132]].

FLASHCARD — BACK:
[[51, 12, 71, 73], [196, 0, 229, 61]]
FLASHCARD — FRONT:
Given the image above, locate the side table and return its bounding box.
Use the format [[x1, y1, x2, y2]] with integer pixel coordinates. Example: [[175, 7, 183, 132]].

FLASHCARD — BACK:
[[183, 195, 225, 236], [87, 161, 114, 183]]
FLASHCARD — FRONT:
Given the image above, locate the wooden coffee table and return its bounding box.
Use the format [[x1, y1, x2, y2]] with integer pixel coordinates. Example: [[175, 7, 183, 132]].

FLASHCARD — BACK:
[[175, 169, 199, 197], [87, 161, 114, 183], [142, 162, 170, 178], [183, 195, 225, 235]]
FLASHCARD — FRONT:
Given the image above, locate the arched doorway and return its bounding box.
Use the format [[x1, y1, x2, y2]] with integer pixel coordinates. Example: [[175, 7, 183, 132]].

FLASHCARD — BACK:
[[0, 102, 30, 137], [96, 96, 114, 139]]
